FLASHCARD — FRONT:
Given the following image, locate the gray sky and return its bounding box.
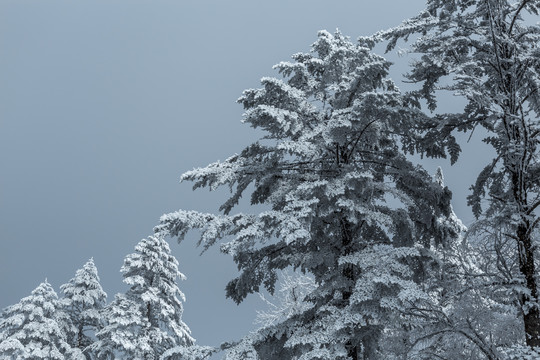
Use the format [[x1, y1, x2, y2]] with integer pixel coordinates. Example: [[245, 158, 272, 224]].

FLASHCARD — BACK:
[[0, 0, 491, 351]]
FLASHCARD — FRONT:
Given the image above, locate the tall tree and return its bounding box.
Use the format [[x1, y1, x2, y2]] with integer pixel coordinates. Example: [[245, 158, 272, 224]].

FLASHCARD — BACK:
[[378, 0, 540, 348], [60, 258, 107, 357], [156, 30, 460, 359], [0, 280, 82, 360]]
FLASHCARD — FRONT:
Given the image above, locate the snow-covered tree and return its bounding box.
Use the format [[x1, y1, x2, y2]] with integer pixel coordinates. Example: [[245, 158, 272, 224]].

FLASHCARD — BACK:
[[60, 258, 107, 357], [377, 0, 540, 349], [91, 294, 153, 360], [0, 280, 83, 360], [92, 235, 193, 359], [121, 235, 193, 354], [156, 30, 461, 359], [160, 344, 216, 360]]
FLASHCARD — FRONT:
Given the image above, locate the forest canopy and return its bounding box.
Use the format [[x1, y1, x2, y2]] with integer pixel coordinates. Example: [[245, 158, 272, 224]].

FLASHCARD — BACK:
[[2, 1, 540, 359]]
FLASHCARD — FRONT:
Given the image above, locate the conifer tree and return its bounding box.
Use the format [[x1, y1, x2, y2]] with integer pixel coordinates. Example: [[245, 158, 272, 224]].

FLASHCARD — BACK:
[[60, 258, 107, 357], [377, 0, 540, 349], [0, 280, 83, 360], [156, 30, 461, 359], [91, 294, 152, 360], [121, 235, 194, 354], [92, 235, 193, 359]]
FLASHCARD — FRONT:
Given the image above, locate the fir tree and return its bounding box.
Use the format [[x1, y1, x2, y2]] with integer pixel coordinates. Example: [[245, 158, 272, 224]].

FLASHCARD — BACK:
[[60, 258, 107, 357], [0, 280, 83, 360], [92, 235, 193, 359], [121, 235, 194, 354]]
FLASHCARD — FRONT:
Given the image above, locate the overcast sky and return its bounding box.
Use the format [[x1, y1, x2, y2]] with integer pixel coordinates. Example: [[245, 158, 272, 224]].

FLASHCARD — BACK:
[[0, 0, 492, 351]]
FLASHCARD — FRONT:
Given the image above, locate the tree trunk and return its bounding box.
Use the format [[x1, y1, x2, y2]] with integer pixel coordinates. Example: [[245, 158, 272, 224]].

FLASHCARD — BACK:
[[517, 221, 540, 347], [77, 323, 84, 349], [341, 217, 360, 360]]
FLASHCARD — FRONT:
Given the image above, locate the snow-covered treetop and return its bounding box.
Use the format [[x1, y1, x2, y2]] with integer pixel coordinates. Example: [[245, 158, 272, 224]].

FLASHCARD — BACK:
[[61, 258, 107, 313], [121, 235, 187, 304], [59, 258, 107, 353], [4, 280, 59, 320], [0, 280, 80, 360], [121, 235, 193, 348], [91, 236, 193, 359]]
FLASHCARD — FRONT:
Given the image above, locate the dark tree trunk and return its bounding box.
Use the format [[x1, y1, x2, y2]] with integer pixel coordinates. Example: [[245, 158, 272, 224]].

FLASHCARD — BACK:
[[517, 221, 540, 347], [77, 323, 84, 349], [341, 217, 360, 360], [510, 165, 540, 346]]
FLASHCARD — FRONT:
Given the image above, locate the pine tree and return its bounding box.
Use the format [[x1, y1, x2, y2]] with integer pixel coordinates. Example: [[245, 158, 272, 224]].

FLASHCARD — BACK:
[[60, 258, 107, 357], [0, 280, 83, 360], [377, 0, 540, 349], [156, 30, 460, 359]]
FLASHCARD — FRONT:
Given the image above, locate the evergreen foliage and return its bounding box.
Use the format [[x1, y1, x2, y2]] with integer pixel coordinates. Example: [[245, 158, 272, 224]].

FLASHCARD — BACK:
[[121, 235, 194, 352], [156, 30, 462, 359], [60, 258, 107, 356], [91, 235, 193, 359], [91, 294, 153, 359], [160, 344, 217, 360], [3, 2, 540, 359], [0, 281, 82, 360], [376, 0, 540, 351]]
